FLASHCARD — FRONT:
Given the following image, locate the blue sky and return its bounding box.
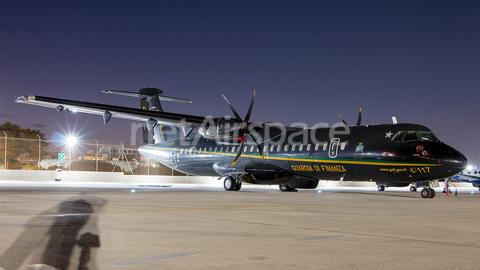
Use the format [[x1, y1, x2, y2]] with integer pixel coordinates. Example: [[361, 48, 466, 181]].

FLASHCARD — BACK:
[[1, 0, 479, 163]]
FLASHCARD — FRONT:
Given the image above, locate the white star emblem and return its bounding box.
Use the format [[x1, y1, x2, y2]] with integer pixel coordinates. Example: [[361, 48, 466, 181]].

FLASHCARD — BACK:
[[385, 131, 393, 138]]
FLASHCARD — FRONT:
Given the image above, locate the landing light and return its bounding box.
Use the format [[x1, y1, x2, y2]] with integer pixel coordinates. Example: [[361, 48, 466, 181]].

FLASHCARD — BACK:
[[131, 189, 136, 193]]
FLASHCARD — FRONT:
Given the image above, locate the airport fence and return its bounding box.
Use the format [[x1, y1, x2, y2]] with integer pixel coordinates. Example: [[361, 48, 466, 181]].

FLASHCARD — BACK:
[[0, 135, 183, 175]]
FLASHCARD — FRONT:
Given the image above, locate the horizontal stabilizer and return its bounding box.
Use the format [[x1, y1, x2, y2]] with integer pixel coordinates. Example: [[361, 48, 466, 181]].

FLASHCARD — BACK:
[[103, 90, 192, 103]]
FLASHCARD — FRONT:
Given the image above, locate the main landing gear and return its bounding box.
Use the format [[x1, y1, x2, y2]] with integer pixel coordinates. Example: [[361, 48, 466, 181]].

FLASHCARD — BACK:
[[223, 176, 242, 191], [279, 183, 297, 192]]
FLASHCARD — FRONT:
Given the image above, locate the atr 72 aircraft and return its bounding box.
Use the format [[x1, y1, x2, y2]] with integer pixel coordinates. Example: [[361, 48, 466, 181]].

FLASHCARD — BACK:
[[15, 88, 467, 198]]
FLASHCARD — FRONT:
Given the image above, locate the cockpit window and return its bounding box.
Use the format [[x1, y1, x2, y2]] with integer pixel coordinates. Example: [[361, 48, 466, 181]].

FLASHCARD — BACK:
[[403, 131, 419, 142], [391, 131, 405, 142], [417, 131, 439, 142]]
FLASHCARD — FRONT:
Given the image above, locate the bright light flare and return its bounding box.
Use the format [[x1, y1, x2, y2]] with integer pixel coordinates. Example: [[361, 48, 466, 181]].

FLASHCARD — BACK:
[[466, 165, 473, 171], [66, 136, 77, 146]]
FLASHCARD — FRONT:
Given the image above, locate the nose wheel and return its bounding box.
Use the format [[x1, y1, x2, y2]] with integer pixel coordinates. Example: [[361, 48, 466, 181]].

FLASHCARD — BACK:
[[420, 188, 436, 198]]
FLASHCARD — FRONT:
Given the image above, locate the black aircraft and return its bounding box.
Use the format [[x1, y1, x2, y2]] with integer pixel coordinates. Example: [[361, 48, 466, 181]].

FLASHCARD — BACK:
[[15, 88, 467, 198]]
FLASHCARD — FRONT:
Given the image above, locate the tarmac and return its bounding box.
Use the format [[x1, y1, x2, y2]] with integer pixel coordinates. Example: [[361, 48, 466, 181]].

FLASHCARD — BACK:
[[0, 180, 478, 270]]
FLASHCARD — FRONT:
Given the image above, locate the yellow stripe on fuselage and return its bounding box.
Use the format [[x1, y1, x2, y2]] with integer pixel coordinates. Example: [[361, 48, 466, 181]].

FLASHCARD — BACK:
[[143, 145, 440, 167]]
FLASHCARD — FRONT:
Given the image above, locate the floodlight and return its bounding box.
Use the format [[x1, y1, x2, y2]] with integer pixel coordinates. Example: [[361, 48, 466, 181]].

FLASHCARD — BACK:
[[66, 136, 77, 146]]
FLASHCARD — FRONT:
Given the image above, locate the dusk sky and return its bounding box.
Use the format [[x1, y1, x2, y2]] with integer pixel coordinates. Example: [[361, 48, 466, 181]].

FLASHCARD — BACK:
[[1, 1, 479, 163]]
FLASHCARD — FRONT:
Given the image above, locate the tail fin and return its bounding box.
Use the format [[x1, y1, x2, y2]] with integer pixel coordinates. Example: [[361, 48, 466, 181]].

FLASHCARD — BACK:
[[104, 88, 192, 144]]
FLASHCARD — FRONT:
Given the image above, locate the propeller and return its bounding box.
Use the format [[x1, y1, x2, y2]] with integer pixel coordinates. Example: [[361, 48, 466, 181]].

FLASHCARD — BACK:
[[338, 107, 362, 126], [222, 91, 264, 166]]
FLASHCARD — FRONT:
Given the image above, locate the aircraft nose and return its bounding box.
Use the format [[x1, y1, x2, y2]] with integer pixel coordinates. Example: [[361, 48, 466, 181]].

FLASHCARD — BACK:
[[443, 146, 468, 175]]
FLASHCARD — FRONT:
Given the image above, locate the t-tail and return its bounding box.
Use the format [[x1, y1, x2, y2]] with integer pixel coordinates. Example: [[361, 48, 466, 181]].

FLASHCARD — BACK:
[[103, 88, 192, 144]]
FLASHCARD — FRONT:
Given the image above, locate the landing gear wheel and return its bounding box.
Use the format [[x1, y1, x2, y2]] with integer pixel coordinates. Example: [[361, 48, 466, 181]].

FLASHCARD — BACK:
[[421, 188, 432, 198], [429, 188, 436, 198], [409, 186, 417, 192], [279, 184, 296, 192], [233, 181, 242, 191], [377, 185, 385, 191], [223, 176, 235, 191]]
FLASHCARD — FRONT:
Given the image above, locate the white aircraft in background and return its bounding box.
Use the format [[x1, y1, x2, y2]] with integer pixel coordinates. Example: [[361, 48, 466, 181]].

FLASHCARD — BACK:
[[449, 165, 480, 191]]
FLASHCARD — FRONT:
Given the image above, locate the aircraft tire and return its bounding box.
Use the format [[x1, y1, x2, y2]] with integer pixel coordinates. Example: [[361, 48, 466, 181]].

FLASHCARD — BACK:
[[233, 181, 242, 191], [409, 186, 417, 192], [279, 184, 294, 192], [421, 188, 431, 198], [429, 188, 436, 198], [224, 177, 235, 191], [377, 185, 385, 192]]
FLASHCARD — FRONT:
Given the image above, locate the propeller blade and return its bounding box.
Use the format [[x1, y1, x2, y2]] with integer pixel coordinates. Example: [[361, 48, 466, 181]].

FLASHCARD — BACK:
[[249, 133, 264, 160], [356, 107, 362, 126], [222, 94, 243, 122], [231, 137, 245, 167], [244, 91, 256, 122], [338, 114, 348, 126]]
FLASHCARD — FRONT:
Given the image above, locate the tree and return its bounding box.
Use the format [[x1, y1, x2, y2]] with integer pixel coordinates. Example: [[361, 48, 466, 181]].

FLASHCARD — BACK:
[[0, 122, 49, 168]]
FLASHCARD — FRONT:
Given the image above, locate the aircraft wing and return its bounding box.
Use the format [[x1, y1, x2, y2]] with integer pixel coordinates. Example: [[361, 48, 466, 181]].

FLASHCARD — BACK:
[[15, 95, 208, 127], [449, 174, 480, 185]]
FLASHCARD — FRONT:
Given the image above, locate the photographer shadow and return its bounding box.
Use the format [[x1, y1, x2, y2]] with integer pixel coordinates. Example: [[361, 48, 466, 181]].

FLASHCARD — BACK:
[[1, 196, 107, 270]]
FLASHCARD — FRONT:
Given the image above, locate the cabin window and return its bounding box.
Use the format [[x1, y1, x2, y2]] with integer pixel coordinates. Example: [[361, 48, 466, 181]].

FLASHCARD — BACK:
[[226, 147, 230, 152], [323, 143, 328, 151], [315, 144, 319, 151], [270, 145, 275, 152], [299, 144, 304, 151], [340, 142, 346, 150], [209, 147, 212, 153], [277, 145, 282, 152], [198, 148, 202, 153], [292, 145, 296, 151], [403, 131, 419, 142], [231, 146, 236, 152], [307, 144, 311, 151], [244, 146, 248, 152], [220, 147, 223, 153], [250, 146, 255, 152], [264, 146, 268, 153], [214, 147, 218, 153], [391, 131, 405, 142]]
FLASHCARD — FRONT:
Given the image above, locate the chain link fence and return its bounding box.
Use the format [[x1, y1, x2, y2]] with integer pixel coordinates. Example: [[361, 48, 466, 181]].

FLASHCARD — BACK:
[[0, 135, 184, 175]]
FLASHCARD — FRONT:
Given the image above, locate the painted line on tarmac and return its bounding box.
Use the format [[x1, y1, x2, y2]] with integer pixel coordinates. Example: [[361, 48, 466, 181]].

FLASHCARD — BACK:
[[297, 234, 345, 241], [110, 252, 195, 266], [137, 185, 173, 187]]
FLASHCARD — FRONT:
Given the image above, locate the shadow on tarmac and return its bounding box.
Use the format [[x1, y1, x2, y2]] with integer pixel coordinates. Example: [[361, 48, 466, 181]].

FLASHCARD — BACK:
[[0, 196, 107, 270]]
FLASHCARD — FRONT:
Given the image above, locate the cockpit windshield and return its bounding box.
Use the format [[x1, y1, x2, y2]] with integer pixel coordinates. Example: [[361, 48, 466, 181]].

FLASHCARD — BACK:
[[417, 131, 439, 142], [391, 131, 439, 142]]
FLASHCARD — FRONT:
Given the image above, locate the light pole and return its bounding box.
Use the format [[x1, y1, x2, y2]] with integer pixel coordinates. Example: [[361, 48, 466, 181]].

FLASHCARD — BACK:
[[3, 131, 6, 169], [95, 139, 98, 172], [37, 134, 41, 168]]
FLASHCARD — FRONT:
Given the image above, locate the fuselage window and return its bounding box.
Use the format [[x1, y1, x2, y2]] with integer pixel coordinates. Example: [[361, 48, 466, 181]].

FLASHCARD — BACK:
[[307, 144, 311, 151], [214, 147, 218, 153], [391, 131, 405, 142], [277, 145, 282, 152], [226, 147, 230, 152], [315, 144, 319, 151], [250, 146, 255, 152], [323, 143, 328, 151], [244, 146, 248, 152], [403, 131, 419, 142], [264, 146, 268, 153], [270, 145, 275, 152], [292, 145, 296, 151], [209, 147, 212, 153], [220, 147, 223, 153], [198, 148, 202, 154], [231, 146, 236, 152], [299, 144, 304, 151], [284, 145, 289, 152], [340, 142, 346, 150]]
